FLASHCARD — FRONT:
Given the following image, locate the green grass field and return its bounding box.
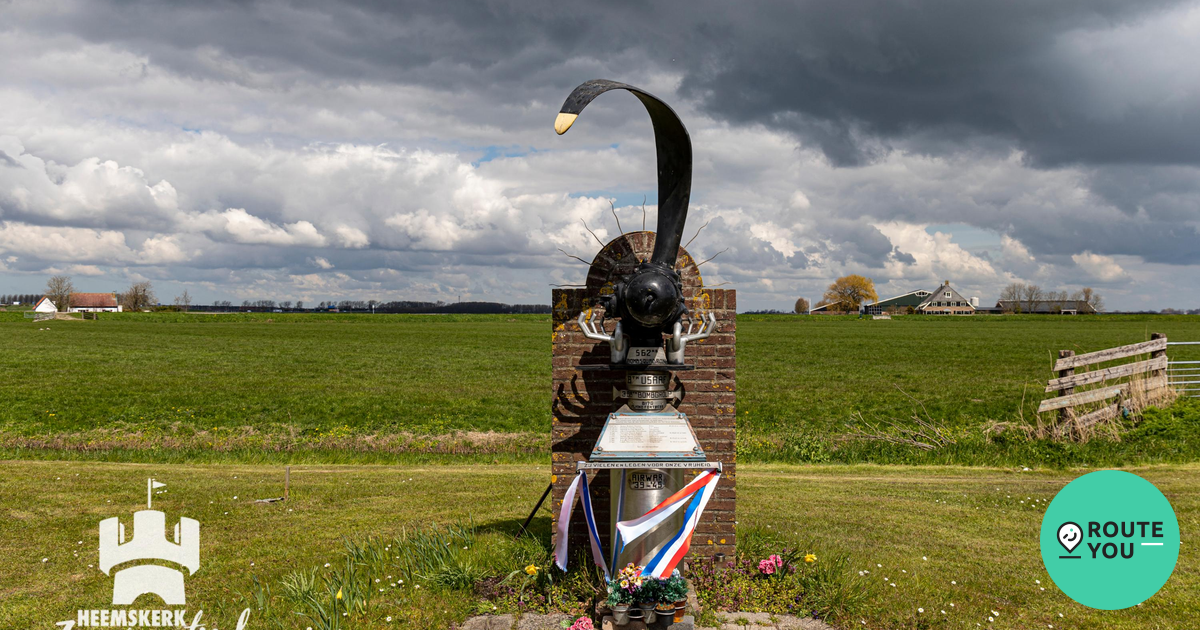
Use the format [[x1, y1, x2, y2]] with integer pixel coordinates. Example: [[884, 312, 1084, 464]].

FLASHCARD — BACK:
[[2, 312, 1199, 465], [4, 314, 1199, 628], [3, 460, 1195, 630]]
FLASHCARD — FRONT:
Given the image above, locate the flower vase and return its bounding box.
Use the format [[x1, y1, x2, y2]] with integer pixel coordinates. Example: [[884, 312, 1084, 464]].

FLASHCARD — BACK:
[[637, 602, 656, 624], [611, 604, 631, 626]]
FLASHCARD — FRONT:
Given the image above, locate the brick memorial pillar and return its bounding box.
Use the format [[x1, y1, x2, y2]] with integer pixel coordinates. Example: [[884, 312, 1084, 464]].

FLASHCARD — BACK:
[[550, 231, 736, 564]]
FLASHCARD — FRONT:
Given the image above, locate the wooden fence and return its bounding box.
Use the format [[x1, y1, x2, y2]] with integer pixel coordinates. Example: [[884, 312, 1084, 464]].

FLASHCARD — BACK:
[[1038, 333, 1170, 430]]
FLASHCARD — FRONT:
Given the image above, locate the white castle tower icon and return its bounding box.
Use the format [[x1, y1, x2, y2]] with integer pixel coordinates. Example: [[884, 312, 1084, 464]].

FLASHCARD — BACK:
[[98, 479, 199, 605]]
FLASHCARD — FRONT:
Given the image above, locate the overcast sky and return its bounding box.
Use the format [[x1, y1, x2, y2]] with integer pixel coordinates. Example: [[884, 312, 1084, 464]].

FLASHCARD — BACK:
[[1, 0, 1198, 310]]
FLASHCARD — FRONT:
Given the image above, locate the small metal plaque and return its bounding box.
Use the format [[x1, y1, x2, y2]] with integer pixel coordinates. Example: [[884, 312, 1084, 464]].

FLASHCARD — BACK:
[[628, 471, 665, 490], [627, 347, 667, 365]]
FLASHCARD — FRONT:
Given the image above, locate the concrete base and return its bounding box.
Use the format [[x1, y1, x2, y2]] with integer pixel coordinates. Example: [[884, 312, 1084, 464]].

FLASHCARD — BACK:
[[601, 614, 694, 630]]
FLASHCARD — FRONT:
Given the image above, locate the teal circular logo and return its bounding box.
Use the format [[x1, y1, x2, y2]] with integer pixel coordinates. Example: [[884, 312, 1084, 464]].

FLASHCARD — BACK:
[[1040, 470, 1180, 609]]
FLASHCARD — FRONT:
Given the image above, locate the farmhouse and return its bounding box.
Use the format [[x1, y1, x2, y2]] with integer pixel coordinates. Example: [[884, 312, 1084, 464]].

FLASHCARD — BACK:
[[69, 292, 122, 313], [865, 289, 932, 315], [33, 297, 57, 313], [917, 281, 976, 315], [995, 299, 1097, 314]]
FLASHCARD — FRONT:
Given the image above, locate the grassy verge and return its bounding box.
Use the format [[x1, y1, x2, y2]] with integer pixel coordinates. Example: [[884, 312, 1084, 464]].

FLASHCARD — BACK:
[[740, 398, 1200, 468], [3, 461, 1196, 629], [7, 399, 1198, 469]]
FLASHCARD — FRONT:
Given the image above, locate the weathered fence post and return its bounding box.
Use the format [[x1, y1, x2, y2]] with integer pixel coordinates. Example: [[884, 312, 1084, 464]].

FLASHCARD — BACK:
[[1150, 333, 1167, 402], [1058, 350, 1076, 427]]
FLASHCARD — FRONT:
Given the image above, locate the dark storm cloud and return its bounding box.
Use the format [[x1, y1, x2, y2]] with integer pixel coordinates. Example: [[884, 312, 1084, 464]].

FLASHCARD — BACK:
[[675, 1, 1198, 167], [24, 0, 1197, 168]]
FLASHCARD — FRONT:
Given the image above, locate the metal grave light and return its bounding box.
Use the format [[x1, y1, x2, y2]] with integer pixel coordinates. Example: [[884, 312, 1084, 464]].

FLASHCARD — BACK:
[[552, 80, 723, 577]]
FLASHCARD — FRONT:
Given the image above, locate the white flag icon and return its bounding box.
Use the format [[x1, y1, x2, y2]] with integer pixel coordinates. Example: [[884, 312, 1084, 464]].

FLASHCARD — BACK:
[[148, 478, 167, 508]]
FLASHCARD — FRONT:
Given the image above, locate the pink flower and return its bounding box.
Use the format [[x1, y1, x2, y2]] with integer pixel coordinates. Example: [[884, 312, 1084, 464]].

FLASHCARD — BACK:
[[769, 554, 783, 568], [758, 558, 776, 575], [569, 617, 595, 630]]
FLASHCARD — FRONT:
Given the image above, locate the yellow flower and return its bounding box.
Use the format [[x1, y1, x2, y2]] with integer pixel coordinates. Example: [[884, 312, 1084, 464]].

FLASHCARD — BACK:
[[336, 588, 343, 600], [525, 564, 538, 576], [805, 554, 817, 563], [620, 579, 629, 588]]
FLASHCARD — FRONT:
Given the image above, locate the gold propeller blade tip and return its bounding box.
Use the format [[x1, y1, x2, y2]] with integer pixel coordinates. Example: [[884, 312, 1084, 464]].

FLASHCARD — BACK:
[[554, 112, 578, 135]]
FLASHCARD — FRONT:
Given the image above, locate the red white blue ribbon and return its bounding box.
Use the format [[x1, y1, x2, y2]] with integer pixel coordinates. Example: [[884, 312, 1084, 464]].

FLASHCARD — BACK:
[[616, 470, 721, 578], [555, 468, 721, 580], [554, 471, 610, 578]]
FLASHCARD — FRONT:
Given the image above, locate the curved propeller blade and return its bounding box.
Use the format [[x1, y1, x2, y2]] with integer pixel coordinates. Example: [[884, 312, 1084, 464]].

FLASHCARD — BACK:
[[555, 79, 692, 267]]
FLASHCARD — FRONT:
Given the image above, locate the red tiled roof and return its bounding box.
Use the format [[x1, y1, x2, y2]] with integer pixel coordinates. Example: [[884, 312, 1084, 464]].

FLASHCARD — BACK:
[[69, 292, 118, 308]]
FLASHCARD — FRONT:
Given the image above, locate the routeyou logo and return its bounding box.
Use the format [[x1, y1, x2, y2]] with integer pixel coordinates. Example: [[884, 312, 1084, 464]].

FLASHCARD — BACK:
[[55, 478, 250, 630], [1040, 470, 1181, 610]]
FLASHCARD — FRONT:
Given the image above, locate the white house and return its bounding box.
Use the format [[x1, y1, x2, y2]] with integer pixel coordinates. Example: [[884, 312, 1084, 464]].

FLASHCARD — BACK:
[[70, 292, 122, 313], [917, 281, 976, 315], [33, 297, 57, 313]]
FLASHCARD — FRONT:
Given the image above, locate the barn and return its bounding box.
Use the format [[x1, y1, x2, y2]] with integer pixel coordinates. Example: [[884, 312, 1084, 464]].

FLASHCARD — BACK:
[[69, 293, 122, 313], [33, 297, 57, 313], [865, 289, 932, 315], [995, 299, 1097, 314]]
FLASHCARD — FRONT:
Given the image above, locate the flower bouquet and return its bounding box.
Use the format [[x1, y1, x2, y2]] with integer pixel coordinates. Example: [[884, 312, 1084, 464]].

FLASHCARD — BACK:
[[605, 564, 643, 626]]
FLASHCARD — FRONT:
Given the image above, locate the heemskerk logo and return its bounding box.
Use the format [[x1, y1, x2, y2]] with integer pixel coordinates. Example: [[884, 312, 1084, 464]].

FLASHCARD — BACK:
[[99, 478, 200, 605], [56, 478, 250, 630]]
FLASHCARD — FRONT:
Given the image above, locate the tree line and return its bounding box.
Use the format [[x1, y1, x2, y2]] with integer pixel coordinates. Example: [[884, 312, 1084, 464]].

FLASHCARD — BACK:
[[997, 282, 1103, 313], [12, 275, 552, 314], [0, 294, 43, 305]]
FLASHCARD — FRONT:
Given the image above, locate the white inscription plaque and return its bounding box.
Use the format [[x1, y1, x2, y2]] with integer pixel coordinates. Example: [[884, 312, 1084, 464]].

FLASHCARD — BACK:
[[596, 413, 699, 454]]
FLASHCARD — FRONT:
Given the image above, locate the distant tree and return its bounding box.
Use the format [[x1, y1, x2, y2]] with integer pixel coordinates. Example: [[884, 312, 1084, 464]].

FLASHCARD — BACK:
[[822, 275, 877, 313], [1073, 287, 1104, 313], [121, 281, 156, 312], [998, 282, 1024, 312], [1020, 283, 1043, 314], [1047, 290, 1068, 313], [295, 300, 304, 310], [794, 297, 810, 314], [173, 289, 192, 312], [45, 275, 74, 312], [280, 300, 293, 309]]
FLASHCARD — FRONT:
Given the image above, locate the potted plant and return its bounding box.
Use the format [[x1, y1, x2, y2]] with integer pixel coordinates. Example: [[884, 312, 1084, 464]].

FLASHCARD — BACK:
[[606, 564, 643, 626], [606, 584, 633, 625], [661, 570, 689, 622], [635, 576, 661, 624]]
